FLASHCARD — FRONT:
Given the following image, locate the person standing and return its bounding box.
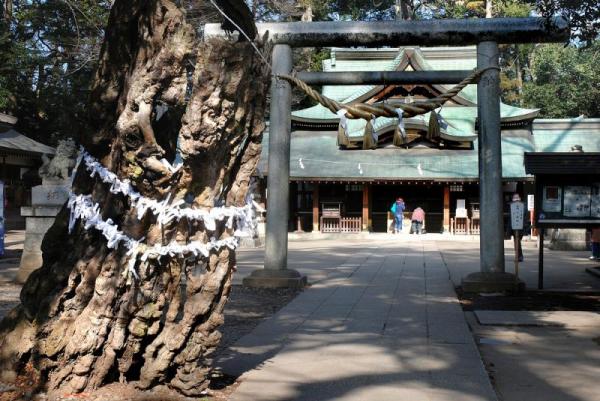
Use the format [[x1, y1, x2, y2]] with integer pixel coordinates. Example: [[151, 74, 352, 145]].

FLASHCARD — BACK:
[[411, 206, 425, 234], [390, 197, 405, 234], [590, 226, 600, 260]]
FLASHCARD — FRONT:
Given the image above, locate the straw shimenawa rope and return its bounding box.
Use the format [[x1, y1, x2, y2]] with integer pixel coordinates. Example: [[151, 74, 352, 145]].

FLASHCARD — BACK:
[[277, 67, 498, 121]]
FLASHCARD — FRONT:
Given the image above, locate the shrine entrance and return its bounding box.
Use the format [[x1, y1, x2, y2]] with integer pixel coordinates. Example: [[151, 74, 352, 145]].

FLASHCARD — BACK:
[[207, 17, 569, 291], [371, 183, 444, 233]]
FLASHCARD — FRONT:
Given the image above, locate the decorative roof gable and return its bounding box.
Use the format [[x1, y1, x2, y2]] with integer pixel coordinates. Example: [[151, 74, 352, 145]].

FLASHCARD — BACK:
[[292, 46, 539, 147]]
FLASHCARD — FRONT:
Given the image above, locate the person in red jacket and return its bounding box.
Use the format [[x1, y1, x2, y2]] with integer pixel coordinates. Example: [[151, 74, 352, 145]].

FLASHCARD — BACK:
[[411, 206, 425, 234]]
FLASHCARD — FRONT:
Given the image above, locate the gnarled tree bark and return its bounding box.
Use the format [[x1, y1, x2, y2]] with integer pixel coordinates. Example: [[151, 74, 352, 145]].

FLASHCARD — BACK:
[[0, 0, 269, 396]]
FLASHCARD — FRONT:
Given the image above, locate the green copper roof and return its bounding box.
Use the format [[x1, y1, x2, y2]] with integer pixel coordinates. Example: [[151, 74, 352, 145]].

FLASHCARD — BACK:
[[342, 107, 478, 140], [321, 47, 478, 104], [258, 130, 533, 180], [533, 119, 600, 152], [321, 50, 407, 102], [535, 130, 600, 152], [256, 119, 600, 181]]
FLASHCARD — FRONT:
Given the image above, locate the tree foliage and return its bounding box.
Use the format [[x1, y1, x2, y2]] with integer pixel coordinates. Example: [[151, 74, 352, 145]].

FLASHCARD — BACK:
[[0, 0, 110, 144], [522, 42, 600, 117], [1, 0, 599, 145], [537, 0, 600, 46]]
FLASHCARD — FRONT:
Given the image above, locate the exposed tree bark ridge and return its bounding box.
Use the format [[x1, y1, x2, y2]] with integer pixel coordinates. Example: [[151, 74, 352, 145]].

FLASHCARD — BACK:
[[0, 0, 269, 396]]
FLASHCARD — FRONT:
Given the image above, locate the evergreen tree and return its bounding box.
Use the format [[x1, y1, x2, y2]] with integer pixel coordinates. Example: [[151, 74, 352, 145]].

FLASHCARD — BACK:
[[0, 0, 110, 144], [523, 42, 600, 117]]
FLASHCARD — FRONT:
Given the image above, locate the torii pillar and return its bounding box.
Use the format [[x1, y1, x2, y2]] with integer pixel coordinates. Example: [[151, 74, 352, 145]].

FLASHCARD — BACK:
[[461, 41, 520, 292], [243, 44, 307, 288]]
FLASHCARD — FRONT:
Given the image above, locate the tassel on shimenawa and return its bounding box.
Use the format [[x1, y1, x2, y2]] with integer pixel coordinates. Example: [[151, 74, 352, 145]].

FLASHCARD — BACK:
[[393, 124, 405, 147], [427, 110, 440, 141], [337, 125, 350, 147], [362, 119, 377, 150]]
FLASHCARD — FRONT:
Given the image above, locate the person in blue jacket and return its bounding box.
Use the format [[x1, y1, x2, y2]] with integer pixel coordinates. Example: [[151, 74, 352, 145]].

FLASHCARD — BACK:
[[390, 197, 406, 233]]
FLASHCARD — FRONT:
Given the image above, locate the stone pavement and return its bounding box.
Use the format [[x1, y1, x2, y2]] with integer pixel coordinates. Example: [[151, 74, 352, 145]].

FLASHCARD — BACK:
[[238, 234, 600, 291], [466, 311, 600, 401], [218, 238, 497, 401], [437, 237, 600, 291]]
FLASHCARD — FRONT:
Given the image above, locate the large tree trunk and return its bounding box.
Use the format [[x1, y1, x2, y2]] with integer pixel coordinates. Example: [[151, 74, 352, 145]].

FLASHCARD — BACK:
[[0, 0, 269, 396]]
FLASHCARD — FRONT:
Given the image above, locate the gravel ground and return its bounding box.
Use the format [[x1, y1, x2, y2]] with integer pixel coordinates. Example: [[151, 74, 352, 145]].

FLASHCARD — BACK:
[[0, 281, 20, 319], [457, 289, 600, 312]]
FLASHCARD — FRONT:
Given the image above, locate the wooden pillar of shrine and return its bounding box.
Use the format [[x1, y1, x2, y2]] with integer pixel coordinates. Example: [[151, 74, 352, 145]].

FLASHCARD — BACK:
[[362, 184, 370, 231], [443, 186, 450, 232], [312, 185, 319, 232]]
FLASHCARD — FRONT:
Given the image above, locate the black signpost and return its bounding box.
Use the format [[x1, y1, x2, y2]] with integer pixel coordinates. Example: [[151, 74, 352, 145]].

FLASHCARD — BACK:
[[524, 152, 600, 289]]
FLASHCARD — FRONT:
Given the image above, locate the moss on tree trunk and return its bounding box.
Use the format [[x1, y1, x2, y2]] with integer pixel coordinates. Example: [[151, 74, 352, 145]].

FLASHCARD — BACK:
[[0, 0, 269, 396]]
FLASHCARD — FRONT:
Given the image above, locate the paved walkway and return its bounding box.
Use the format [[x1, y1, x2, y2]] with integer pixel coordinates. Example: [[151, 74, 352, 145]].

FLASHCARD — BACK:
[[218, 239, 497, 401], [466, 311, 600, 401], [3, 231, 598, 400]]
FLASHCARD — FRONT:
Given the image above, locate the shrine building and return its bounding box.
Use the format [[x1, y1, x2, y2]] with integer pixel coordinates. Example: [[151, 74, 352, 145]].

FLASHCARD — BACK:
[[257, 46, 600, 234]]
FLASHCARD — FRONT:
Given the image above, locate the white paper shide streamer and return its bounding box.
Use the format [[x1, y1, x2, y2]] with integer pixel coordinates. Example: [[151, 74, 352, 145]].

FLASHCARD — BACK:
[[336, 109, 348, 131], [336, 108, 351, 143], [68, 149, 264, 279], [395, 108, 406, 139], [80, 150, 255, 230], [367, 118, 377, 144]]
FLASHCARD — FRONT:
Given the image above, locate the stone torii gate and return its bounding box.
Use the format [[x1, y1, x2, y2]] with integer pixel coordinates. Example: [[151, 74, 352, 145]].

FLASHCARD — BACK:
[[207, 17, 569, 291]]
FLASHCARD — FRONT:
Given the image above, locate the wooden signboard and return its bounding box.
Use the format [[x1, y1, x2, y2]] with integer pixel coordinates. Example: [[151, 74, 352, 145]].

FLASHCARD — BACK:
[[524, 152, 600, 289]]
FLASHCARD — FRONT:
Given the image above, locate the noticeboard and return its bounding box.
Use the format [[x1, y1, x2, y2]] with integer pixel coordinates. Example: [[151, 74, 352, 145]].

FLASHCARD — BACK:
[[536, 181, 600, 227], [524, 152, 600, 228], [524, 151, 600, 289]]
